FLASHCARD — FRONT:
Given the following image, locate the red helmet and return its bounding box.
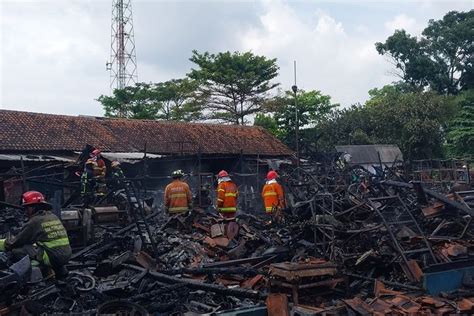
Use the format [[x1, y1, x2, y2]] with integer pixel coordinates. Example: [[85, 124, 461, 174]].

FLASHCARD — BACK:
[[91, 149, 101, 157], [267, 170, 278, 180], [21, 191, 52, 209], [218, 170, 229, 178]]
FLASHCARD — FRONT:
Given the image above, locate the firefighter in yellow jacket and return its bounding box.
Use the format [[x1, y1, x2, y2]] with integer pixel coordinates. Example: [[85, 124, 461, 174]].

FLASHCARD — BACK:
[[0, 191, 72, 278], [164, 170, 193, 215], [216, 170, 238, 218], [261, 170, 285, 215]]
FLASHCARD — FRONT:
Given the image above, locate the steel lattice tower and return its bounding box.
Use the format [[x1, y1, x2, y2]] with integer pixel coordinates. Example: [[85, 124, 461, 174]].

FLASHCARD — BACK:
[[106, 0, 137, 93]]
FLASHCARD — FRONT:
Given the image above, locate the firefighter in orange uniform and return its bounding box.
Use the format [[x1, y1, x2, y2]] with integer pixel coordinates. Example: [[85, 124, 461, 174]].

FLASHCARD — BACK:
[[89, 149, 107, 195], [261, 170, 285, 215], [164, 170, 193, 215], [216, 170, 238, 218]]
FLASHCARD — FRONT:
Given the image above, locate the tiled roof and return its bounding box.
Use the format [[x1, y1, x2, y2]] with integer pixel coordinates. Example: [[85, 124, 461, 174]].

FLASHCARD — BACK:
[[0, 110, 293, 156]]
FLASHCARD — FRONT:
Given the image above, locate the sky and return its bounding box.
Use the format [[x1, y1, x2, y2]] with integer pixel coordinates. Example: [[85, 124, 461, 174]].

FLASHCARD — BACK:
[[1, 0, 472, 117]]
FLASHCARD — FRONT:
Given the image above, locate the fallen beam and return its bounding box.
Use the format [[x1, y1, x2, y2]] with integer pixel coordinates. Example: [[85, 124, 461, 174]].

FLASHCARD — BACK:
[[344, 272, 423, 291], [158, 267, 258, 276], [71, 211, 160, 260], [123, 264, 265, 299], [381, 180, 474, 217]]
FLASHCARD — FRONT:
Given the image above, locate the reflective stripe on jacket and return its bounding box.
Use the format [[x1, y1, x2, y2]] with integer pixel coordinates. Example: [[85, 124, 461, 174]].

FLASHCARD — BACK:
[[164, 179, 192, 213], [88, 158, 106, 178], [262, 181, 285, 213], [217, 181, 238, 213], [112, 168, 125, 179], [3, 211, 72, 267]]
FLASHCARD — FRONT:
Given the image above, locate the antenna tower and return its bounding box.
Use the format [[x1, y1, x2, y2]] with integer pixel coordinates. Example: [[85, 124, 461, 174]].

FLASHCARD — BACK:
[[106, 0, 137, 94]]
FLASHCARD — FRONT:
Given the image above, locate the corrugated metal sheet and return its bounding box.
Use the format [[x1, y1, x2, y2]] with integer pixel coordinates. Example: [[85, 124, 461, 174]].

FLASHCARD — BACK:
[[100, 152, 163, 163], [335, 145, 403, 165], [0, 110, 293, 156], [0, 154, 74, 162]]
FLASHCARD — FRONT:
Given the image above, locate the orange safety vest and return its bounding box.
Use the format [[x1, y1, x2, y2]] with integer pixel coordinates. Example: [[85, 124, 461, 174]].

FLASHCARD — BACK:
[[217, 181, 238, 213], [262, 181, 285, 213], [164, 180, 192, 214], [89, 158, 106, 178]]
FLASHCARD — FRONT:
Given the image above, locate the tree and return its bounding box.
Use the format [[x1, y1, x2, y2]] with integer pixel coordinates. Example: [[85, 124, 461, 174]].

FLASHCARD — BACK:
[[98, 79, 203, 121], [271, 90, 337, 149], [254, 90, 337, 150], [368, 91, 456, 159], [313, 87, 457, 159], [376, 10, 474, 94], [375, 30, 433, 90], [188, 50, 279, 125], [314, 104, 374, 152], [152, 79, 203, 121], [446, 89, 474, 157], [254, 113, 279, 136], [98, 83, 161, 119], [423, 11, 474, 94]]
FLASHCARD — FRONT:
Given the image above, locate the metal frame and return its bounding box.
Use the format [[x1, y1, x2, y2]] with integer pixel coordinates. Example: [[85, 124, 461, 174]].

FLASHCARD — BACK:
[[107, 0, 138, 103]]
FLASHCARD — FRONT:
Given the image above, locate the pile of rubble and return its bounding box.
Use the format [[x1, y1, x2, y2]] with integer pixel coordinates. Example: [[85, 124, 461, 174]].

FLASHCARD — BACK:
[[0, 163, 473, 315]]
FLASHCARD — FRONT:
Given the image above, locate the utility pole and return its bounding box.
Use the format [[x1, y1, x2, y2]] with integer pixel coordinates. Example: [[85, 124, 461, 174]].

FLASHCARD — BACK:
[[291, 61, 299, 168], [106, 0, 138, 117]]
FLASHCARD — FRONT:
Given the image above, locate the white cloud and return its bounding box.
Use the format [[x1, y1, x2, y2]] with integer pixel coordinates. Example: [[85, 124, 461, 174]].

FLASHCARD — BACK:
[[384, 14, 423, 35], [1, 0, 471, 116], [240, 0, 392, 107], [1, 1, 110, 116]]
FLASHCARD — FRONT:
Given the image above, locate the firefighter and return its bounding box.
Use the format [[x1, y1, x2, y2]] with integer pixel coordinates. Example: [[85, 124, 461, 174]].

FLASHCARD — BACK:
[[110, 161, 126, 192], [164, 170, 193, 215], [216, 170, 238, 218], [80, 159, 95, 205], [91, 149, 106, 178], [90, 149, 107, 195], [0, 191, 72, 278], [261, 170, 285, 216], [111, 161, 125, 179]]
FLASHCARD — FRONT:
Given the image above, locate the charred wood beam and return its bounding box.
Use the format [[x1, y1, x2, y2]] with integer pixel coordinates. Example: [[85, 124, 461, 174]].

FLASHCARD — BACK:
[[26, 178, 76, 189], [71, 211, 160, 260], [122, 264, 264, 299], [158, 267, 258, 276], [202, 252, 287, 268], [381, 180, 474, 217], [344, 272, 423, 291], [0, 201, 24, 210]]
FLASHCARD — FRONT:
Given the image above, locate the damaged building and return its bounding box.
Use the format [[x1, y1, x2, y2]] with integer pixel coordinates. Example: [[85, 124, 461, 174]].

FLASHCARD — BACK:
[[0, 109, 293, 210], [0, 109, 473, 315]]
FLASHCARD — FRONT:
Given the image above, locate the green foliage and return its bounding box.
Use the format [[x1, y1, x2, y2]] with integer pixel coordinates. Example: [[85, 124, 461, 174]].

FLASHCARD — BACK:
[[423, 11, 474, 94], [271, 90, 336, 149], [376, 10, 474, 94], [255, 90, 337, 150], [153, 79, 203, 121], [97, 79, 202, 121], [351, 128, 372, 145], [314, 87, 457, 159], [98, 83, 161, 119], [254, 113, 279, 136], [375, 30, 433, 90], [314, 104, 373, 151], [446, 89, 474, 157], [368, 91, 456, 159], [188, 50, 279, 125]]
